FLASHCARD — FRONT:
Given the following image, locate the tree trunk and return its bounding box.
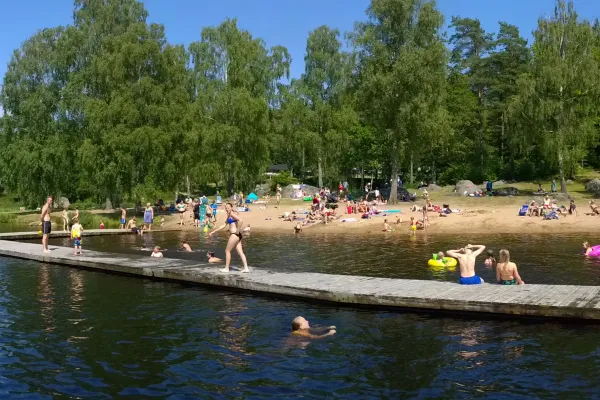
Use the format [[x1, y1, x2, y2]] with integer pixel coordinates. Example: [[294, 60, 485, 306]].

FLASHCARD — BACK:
[[360, 167, 364, 195], [558, 149, 567, 193], [317, 156, 323, 188], [389, 141, 398, 203], [186, 175, 190, 197], [410, 152, 414, 184]]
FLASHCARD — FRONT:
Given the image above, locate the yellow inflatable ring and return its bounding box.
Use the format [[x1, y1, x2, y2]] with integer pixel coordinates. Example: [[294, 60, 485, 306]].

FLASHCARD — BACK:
[[427, 257, 457, 268]]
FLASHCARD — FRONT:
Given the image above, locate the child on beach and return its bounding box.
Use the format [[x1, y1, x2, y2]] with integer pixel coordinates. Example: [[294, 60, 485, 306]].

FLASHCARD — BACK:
[[294, 222, 302, 234], [409, 217, 417, 235], [383, 219, 392, 232], [99, 220, 105, 229], [71, 218, 83, 255], [395, 215, 402, 225], [484, 250, 496, 267]]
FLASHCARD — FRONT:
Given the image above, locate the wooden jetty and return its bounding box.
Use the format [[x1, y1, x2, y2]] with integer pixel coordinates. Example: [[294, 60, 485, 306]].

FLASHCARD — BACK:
[[1, 240, 600, 320], [0, 229, 134, 240]]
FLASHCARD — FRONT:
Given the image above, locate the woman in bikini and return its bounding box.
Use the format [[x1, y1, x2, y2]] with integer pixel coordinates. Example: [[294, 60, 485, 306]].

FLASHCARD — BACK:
[[209, 203, 249, 273], [496, 249, 525, 285]]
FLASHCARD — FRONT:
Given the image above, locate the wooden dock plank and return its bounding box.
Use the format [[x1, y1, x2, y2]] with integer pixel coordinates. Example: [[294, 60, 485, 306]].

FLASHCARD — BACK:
[[0, 239, 599, 320]]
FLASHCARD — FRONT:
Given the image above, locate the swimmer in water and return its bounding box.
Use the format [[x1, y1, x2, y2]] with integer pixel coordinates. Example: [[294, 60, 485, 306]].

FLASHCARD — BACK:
[[383, 219, 392, 232], [291, 316, 336, 339], [484, 250, 496, 267], [243, 224, 251, 233], [206, 252, 222, 263], [583, 242, 593, 256], [150, 246, 163, 258], [436, 251, 447, 264], [182, 241, 192, 252], [294, 222, 302, 234]]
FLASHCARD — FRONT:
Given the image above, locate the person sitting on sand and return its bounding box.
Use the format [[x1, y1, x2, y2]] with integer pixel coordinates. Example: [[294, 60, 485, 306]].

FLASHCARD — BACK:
[[528, 201, 540, 217], [383, 219, 392, 232], [557, 205, 568, 216], [446, 244, 486, 285], [426, 199, 434, 212], [537, 183, 544, 193], [294, 222, 302, 233], [150, 246, 163, 258], [206, 251, 222, 263], [395, 215, 403, 225], [543, 195, 551, 209], [484, 250, 496, 267], [182, 241, 192, 252], [291, 316, 336, 339], [496, 249, 525, 285], [283, 211, 297, 222], [569, 199, 579, 216], [589, 200, 599, 215]]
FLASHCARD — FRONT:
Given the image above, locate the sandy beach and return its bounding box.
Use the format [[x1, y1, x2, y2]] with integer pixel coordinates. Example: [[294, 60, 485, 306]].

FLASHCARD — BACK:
[[157, 198, 600, 235]]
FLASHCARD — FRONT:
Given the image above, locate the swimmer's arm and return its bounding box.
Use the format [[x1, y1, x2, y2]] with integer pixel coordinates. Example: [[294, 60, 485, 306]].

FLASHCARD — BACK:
[[496, 265, 501, 283], [446, 249, 462, 259], [468, 244, 486, 257], [209, 223, 227, 235], [513, 264, 525, 284]]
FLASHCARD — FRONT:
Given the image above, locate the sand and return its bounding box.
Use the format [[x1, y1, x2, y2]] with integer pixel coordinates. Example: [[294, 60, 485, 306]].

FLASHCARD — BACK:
[[158, 200, 599, 236]]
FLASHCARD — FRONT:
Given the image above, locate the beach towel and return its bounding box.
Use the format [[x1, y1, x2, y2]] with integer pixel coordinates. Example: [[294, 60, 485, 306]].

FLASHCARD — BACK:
[[519, 205, 528, 216], [543, 211, 559, 220]]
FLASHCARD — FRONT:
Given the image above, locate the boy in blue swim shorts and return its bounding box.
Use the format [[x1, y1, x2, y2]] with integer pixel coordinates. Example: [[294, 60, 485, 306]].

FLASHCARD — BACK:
[[446, 244, 486, 285]]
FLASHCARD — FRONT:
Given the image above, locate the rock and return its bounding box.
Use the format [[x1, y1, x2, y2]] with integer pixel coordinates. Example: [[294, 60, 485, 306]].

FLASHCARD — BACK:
[[493, 180, 505, 186], [427, 184, 442, 191], [105, 197, 113, 210], [496, 187, 519, 196], [552, 193, 571, 202], [55, 197, 70, 209], [453, 180, 478, 196], [585, 179, 600, 197], [254, 183, 270, 197], [566, 179, 573, 185]]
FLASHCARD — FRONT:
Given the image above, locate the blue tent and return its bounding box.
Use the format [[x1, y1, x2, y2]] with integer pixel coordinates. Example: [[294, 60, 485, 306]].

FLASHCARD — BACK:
[[247, 193, 259, 201]]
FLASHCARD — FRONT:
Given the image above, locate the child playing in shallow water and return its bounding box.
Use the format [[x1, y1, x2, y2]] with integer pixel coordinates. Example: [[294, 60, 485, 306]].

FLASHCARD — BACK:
[[484, 250, 496, 267], [383, 219, 392, 232], [409, 217, 417, 235]]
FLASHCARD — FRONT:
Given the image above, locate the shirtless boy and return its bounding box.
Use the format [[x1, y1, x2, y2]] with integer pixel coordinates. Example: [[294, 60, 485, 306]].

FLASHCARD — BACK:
[[120, 208, 127, 229], [446, 244, 486, 285], [41, 196, 53, 253]]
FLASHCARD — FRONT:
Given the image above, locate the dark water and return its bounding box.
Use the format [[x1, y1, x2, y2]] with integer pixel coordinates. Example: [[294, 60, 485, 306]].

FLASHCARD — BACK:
[[51, 231, 600, 285], [0, 232, 598, 398]]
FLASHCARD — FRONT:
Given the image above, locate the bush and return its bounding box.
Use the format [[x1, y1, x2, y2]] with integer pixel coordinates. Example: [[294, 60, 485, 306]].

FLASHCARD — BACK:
[[77, 211, 121, 229], [270, 171, 298, 192]]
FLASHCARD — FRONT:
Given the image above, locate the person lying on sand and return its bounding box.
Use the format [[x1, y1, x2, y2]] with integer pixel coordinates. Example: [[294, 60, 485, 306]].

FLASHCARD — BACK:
[[291, 316, 336, 339], [528, 201, 540, 217]]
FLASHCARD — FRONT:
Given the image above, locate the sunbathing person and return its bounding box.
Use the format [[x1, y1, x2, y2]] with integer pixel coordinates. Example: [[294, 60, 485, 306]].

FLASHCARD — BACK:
[[528, 201, 540, 217]]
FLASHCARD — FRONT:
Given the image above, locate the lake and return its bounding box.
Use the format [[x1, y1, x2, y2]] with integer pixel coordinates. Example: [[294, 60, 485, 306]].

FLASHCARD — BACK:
[[0, 231, 599, 398]]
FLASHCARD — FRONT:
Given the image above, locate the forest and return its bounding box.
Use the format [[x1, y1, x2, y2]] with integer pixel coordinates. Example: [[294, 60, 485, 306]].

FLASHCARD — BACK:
[[1, 0, 600, 206]]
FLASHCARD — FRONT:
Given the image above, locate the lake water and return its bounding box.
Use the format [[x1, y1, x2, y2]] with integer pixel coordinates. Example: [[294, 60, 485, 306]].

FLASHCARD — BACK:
[[1, 231, 600, 398]]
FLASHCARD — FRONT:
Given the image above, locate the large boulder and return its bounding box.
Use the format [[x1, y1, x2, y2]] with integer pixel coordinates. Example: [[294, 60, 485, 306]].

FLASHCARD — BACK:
[[55, 197, 70, 209], [493, 180, 505, 186], [254, 183, 270, 197], [585, 178, 600, 197], [453, 180, 478, 196], [427, 184, 442, 192], [496, 187, 519, 196]]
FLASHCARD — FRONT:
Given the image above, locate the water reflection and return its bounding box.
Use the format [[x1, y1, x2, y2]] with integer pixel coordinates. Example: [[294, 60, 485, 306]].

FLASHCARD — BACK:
[[37, 265, 55, 333]]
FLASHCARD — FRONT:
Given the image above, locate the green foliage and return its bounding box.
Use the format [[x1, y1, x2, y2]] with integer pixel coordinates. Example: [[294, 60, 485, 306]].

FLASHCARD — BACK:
[[77, 211, 121, 229], [2, 0, 600, 202], [269, 172, 298, 192]]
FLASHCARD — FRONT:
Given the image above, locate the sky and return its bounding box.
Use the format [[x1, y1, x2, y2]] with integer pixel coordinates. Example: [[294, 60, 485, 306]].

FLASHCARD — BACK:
[[0, 0, 599, 83]]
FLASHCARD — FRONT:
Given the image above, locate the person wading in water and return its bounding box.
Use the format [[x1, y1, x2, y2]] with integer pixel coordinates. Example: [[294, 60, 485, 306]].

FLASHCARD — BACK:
[[209, 203, 249, 273]]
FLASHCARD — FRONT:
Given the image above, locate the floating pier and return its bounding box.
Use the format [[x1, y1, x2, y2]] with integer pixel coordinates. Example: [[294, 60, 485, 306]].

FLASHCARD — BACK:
[[0, 240, 599, 320]]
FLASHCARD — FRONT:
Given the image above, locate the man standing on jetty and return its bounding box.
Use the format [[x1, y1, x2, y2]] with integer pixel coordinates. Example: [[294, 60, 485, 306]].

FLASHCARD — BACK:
[[446, 244, 486, 285], [40, 196, 52, 253]]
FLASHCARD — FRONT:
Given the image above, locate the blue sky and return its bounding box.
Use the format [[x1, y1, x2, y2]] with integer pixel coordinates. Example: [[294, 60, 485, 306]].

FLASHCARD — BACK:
[[0, 0, 598, 82]]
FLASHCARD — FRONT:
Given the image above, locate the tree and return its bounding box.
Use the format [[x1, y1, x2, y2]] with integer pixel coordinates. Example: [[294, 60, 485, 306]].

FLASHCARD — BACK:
[[352, 0, 448, 201], [509, 0, 600, 192], [188, 19, 290, 194]]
